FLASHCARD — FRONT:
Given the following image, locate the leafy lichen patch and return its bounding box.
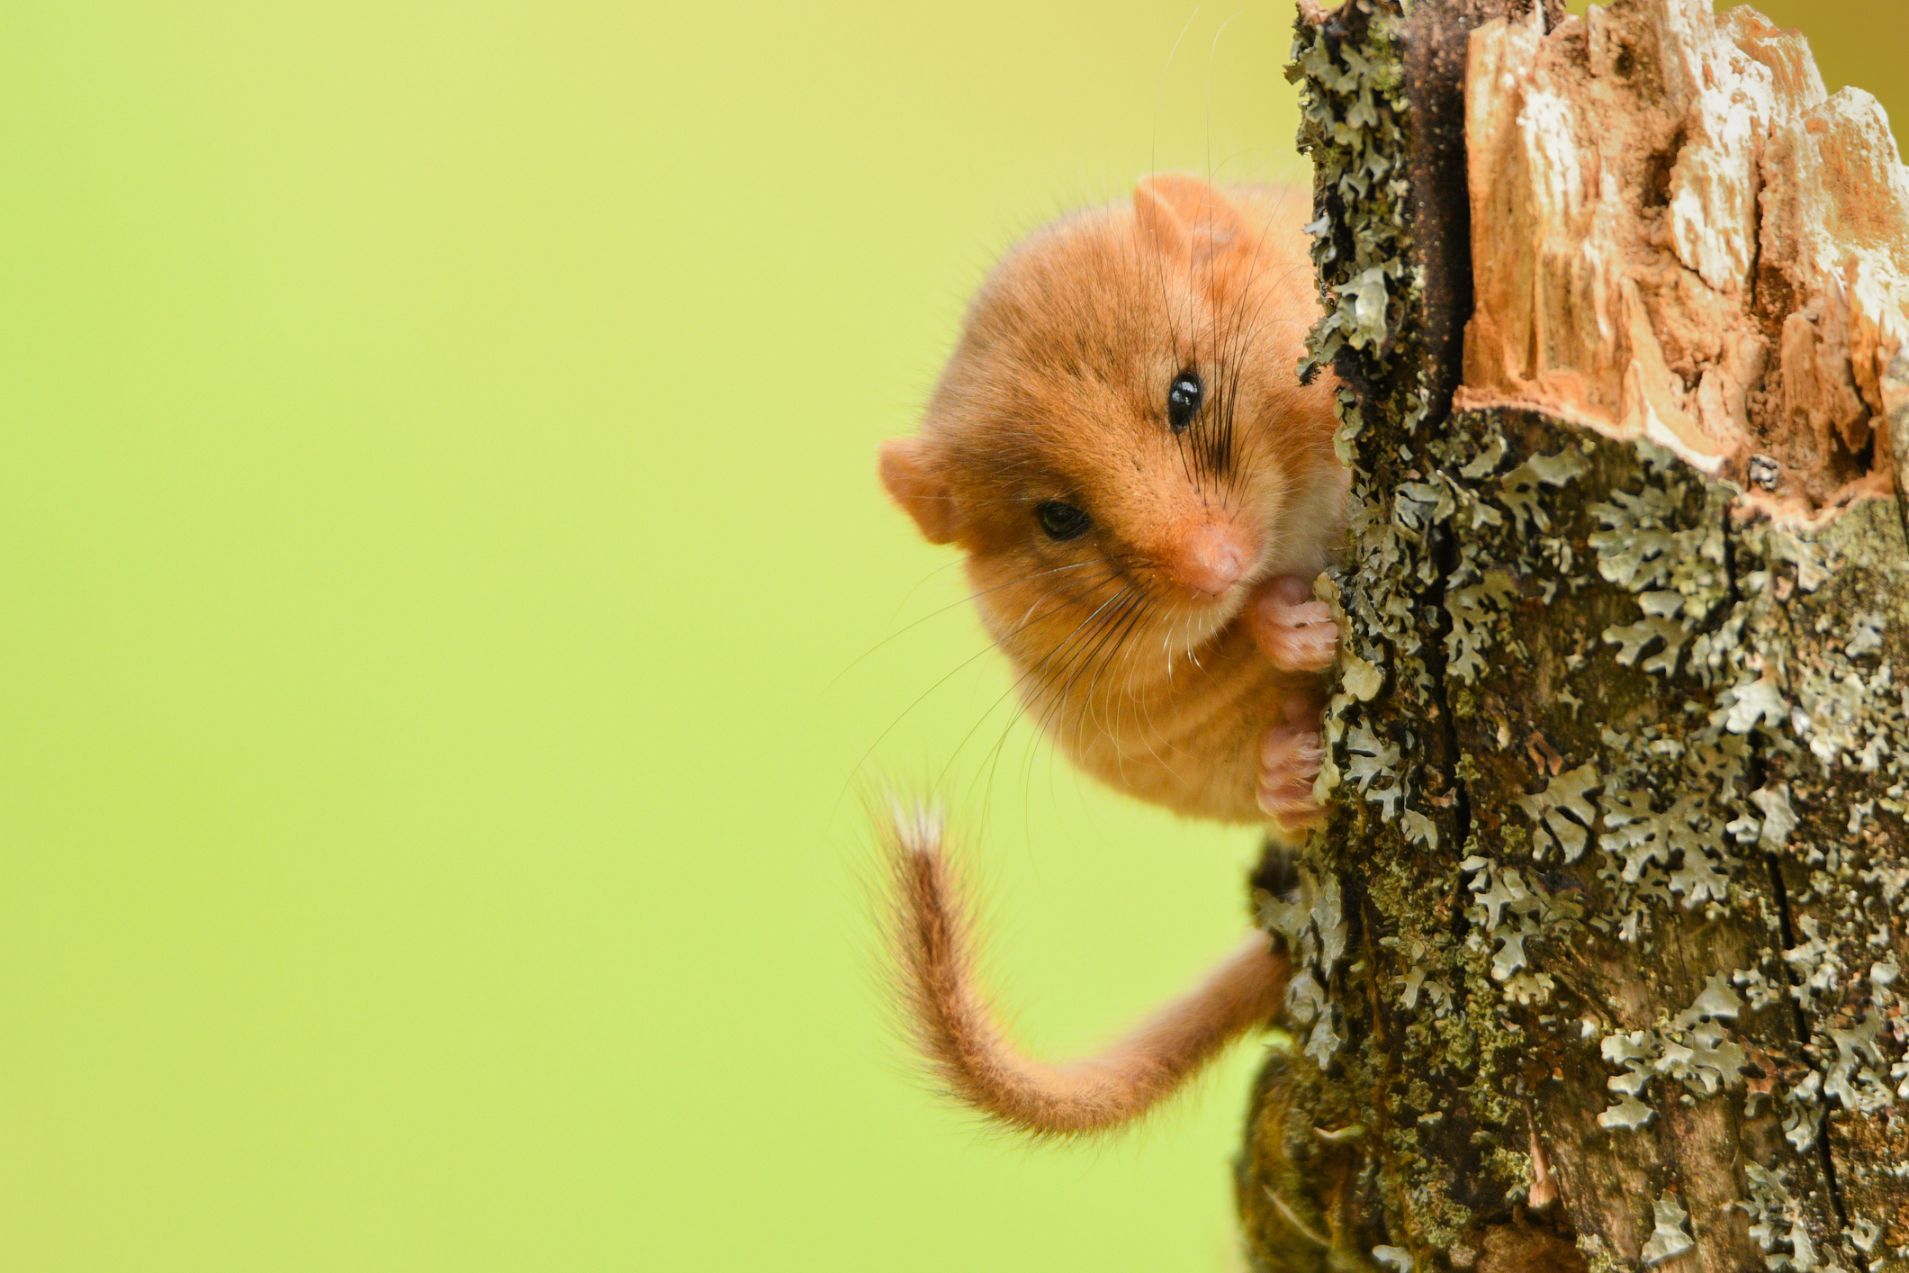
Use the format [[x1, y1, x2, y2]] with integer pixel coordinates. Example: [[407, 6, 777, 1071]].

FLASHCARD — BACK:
[[1251, 1, 1909, 1269], [1640, 1192, 1695, 1266]]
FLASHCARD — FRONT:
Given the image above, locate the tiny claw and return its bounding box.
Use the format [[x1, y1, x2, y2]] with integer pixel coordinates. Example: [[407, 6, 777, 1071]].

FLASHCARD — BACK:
[[1250, 575, 1339, 674], [1259, 723, 1324, 833]]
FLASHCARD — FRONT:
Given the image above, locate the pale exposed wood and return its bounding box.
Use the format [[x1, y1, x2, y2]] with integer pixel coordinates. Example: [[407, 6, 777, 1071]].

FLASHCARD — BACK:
[[1456, 0, 1909, 517]]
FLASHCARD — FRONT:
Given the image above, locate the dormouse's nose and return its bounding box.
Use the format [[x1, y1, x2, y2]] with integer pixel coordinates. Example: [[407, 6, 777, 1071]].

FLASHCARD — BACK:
[[1164, 521, 1254, 600]]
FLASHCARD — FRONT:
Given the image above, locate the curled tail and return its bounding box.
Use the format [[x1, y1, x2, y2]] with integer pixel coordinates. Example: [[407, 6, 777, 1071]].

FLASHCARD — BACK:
[[882, 806, 1289, 1137]]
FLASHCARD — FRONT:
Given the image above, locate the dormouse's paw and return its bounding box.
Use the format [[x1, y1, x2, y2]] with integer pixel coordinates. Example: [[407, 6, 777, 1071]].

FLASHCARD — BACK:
[[1249, 575, 1338, 674], [1258, 722, 1324, 835]]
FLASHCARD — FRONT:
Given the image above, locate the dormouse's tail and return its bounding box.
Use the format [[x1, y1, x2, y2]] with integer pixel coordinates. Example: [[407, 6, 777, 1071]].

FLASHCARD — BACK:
[[881, 805, 1289, 1137]]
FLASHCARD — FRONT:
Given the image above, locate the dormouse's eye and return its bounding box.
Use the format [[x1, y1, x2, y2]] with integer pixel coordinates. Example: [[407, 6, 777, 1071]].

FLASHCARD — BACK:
[[1035, 500, 1091, 541], [1166, 370, 1203, 433]]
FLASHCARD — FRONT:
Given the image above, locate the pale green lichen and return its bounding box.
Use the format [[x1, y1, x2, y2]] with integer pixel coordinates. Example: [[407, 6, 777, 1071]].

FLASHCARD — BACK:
[[1262, 4, 1909, 1268], [1356, 418, 1902, 1262], [1290, 10, 1414, 380], [1516, 763, 1600, 863], [1640, 1193, 1695, 1266], [1458, 852, 1579, 1002], [1280, 1, 1499, 1255], [1595, 977, 1751, 1131], [1741, 1163, 1830, 1271], [1259, 864, 1352, 1070]]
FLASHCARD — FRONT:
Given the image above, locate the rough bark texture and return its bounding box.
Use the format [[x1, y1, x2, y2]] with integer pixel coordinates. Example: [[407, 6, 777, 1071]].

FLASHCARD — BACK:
[[1237, 2, 1909, 1270]]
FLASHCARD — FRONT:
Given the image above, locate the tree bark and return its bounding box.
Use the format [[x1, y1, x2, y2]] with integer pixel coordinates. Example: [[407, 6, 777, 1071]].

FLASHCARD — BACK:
[[1237, 1, 1909, 1269]]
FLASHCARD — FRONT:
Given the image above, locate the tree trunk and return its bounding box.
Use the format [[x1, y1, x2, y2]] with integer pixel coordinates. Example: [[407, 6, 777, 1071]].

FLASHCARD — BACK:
[[1237, 1, 1909, 1269]]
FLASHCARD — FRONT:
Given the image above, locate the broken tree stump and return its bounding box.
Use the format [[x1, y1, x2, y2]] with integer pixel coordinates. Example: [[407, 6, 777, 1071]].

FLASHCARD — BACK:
[[1237, 1, 1909, 1269]]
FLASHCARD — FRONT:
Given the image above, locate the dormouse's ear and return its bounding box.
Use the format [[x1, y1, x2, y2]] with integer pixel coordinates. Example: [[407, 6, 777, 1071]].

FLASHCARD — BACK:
[[878, 438, 958, 545], [1132, 174, 1245, 261]]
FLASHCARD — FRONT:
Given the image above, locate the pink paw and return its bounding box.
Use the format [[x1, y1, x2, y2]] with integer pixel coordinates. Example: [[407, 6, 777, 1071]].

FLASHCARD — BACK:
[[1258, 723, 1324, 834], [1249, 575, 1338, 674]]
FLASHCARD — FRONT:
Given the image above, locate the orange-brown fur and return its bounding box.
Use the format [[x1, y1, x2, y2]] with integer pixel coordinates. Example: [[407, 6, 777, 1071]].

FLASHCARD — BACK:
[[884, 806, 1289, 1137], [878, 176, 1342, 1135]]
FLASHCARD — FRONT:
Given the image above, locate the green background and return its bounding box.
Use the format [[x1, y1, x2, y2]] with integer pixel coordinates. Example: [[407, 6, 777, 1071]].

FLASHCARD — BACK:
[[1, 2, 1897, 1269]]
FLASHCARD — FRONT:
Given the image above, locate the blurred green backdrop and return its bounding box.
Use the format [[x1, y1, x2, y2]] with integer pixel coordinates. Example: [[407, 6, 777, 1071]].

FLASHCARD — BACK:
[[0, 2, 1896, 1270]]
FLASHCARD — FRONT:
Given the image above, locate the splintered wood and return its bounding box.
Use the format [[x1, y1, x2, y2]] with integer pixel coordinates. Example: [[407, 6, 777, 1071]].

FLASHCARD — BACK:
[[1456, 0, 1909, 516]]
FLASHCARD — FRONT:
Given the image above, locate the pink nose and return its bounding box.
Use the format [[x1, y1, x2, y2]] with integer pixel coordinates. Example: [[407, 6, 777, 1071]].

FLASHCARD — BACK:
[[1166, 522, 1252, 599]]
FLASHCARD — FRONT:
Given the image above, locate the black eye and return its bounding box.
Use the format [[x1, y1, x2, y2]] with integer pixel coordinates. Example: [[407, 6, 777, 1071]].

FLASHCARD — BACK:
[[1167, 370, 1203, 433], [1035, 500, 1091, 541]]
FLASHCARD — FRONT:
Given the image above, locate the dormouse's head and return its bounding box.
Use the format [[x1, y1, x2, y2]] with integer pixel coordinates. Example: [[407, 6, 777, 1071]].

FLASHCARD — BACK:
[[879, 175, 1342, 685]]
